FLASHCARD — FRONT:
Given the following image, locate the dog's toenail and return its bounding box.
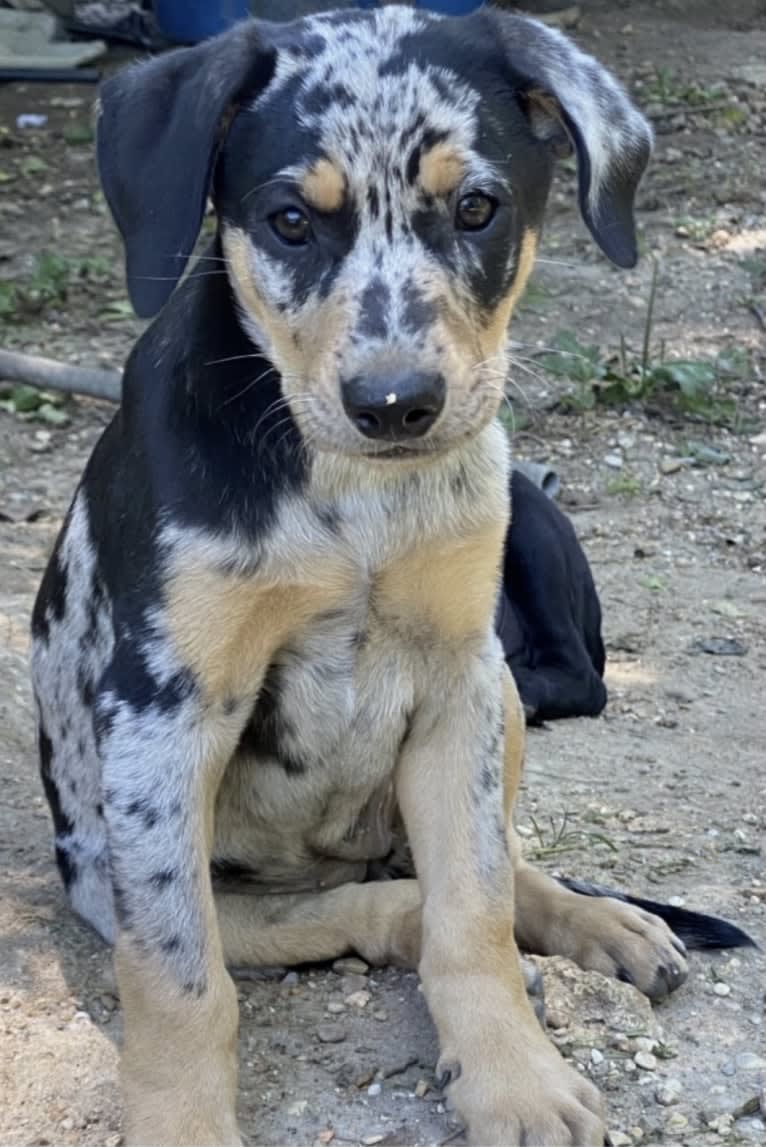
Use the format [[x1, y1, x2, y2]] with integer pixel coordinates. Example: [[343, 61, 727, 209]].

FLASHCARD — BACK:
[[435, 1058, 462, 1090]]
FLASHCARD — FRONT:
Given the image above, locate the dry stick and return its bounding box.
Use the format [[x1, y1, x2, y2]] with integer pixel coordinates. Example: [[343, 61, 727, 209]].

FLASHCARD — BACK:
[[0, 348, 121, 403]]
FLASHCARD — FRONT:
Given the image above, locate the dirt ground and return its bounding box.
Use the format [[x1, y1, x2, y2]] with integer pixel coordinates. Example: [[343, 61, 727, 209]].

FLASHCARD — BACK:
[[1, 1, 765, 1144]]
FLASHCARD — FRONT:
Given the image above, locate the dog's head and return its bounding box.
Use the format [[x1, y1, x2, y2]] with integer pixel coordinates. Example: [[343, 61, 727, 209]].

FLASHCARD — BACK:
[[98, 6, 651, 460]]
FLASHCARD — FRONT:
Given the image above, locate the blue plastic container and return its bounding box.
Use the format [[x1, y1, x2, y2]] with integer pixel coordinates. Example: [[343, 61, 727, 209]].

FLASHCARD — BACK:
[[154, 0, 250, 44]]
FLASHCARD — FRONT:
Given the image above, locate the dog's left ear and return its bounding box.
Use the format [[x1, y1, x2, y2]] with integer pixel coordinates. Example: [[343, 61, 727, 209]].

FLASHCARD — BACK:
[[485, 10, 652, 268]]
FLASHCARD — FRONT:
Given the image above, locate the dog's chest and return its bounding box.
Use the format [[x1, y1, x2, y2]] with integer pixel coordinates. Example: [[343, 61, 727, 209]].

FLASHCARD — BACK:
[[210, 427, 510, 885]]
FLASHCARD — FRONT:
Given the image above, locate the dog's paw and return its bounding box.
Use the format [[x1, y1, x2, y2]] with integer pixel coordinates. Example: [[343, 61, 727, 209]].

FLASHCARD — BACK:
[[564, 895, 688, 1001], [440, 1016, 605, 1145]]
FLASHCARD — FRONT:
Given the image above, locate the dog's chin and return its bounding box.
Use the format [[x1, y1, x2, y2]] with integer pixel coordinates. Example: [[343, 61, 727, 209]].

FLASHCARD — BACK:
[[303, 411, 500, 465]]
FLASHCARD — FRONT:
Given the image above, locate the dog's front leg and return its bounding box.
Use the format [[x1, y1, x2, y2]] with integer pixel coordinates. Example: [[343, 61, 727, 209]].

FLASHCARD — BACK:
[[396, 638, 605, 1146], [100, 681, 245, 1147]]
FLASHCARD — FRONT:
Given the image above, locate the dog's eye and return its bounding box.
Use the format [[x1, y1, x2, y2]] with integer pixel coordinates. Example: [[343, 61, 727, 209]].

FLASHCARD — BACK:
[[455, 193, 496, 232], [270, 207, 312, 246]]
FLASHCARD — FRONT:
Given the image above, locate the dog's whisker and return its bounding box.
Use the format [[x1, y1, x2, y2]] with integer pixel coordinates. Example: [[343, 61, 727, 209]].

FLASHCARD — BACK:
[[219, 365, 279, 408]]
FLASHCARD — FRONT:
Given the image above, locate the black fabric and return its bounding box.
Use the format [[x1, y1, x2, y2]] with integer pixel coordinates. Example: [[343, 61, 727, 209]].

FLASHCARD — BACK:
[[498, 471, 607, 723]]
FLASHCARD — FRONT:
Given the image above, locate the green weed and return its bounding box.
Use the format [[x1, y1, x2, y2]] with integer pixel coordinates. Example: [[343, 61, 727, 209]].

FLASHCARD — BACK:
[[538, 262, 753, 428]]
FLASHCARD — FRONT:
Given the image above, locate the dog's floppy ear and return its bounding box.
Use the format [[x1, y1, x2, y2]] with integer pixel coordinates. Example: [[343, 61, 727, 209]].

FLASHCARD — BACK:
[[486, 10, 652, 268], [97, 22, 276, 318]]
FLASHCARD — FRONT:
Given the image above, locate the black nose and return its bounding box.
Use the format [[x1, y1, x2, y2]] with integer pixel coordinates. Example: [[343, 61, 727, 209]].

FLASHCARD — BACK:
[[341, 371, 446, 441]]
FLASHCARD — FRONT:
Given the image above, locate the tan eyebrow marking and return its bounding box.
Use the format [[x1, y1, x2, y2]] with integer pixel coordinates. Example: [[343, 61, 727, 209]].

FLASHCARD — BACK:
[[300, 158, 346, 213], [419, 142, 465, 197]]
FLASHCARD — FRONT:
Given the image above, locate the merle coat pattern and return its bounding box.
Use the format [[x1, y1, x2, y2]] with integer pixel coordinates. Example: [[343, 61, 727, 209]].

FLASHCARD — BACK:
[[32, 8, 747, 1146]]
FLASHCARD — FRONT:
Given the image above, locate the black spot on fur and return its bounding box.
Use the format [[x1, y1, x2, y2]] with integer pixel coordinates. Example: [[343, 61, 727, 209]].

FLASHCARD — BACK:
[[366, 185, 380, 220], [148, 868, 177, 889], [384, 207, 393, 242], [357, 278, 390, 339], [238, 665, 308, 776], [301, 81, 354, 117], [401, 279, 436, 333], [125, 796, 161, 830], [315, 502, 342, 533], [38, 724, 78, 887], [161, 935, 183, 954]]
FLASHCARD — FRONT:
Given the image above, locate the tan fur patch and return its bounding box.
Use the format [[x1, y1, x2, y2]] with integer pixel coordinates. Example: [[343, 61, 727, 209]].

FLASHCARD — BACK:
[[419, 142, 465, 198], [478, 227, 538, 359], [301, 157, 346, 213], [116, 938, 240, 1145], [164, 563, 356, 701], [376, 522, 506, 645]]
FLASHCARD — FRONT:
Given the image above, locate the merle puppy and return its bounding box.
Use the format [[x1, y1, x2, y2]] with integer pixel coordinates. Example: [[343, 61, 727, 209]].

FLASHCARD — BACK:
[[31, 7, 750, 1145]]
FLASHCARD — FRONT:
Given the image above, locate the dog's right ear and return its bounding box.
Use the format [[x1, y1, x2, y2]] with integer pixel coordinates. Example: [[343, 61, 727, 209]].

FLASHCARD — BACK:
[[97, 22, 276, 318]]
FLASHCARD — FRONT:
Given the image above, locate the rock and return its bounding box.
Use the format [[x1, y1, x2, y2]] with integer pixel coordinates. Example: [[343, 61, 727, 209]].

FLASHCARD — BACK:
[[345, 990, 371, 1009], [604, 452, 623, 470], [736, 1053, 766, 1071], [590, 1048, 604, 1065], [281, 971, 299, 986], [635, 1051, 658, 1071], [532, 956, 655, 1044], [634, 1037, 657, 1053], [714, 982, 732, 997], [317, 1024, 346, 1044], [546, 1009, 569, 1030], [367, 1082, 382, 1098], [326, 1001, 345, 1015], [414, 1079, 429, 1098], [287, 1099, 308, 1117], [667, 1112, 688, 1131], [372, 1009, 388, 1022], [332, 957, 369, 976], [656, 1078, 683, 1106], [609, 1134, 632, 1147]]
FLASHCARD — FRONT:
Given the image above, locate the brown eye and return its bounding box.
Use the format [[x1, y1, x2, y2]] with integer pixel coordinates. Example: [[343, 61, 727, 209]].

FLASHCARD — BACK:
[[456, 192, 496, 232], [270, 207, 312, 246]]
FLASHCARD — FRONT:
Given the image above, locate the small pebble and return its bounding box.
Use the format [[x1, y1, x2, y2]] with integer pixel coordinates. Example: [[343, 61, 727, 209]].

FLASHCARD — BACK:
[[546, 1009, 568, 1029], [714, 982, 731, 997], [604, 452, 623, 469], [367, 1082, 382, 1098], [667, 1112, 688, 1131], [326, 1001, 345, 1015], [317, 1023, 346, 1044], [332, 957, 369, 976], [287, 1099, 308, 1117], [634, 1037, 657, 1053], [634, 1051, 658, 1071], [655, 1078, 683, 1106], [345, 990, 371, 1009], [609, 1133, 632, 1147], [590, 1049, 604, 1065], [281, 971, 299, 986], [372, 1009, 388, 1022], [415, 1079, 429, 1098]]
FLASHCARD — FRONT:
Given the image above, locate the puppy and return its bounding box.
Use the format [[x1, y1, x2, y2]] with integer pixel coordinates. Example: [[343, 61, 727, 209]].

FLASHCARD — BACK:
[[32, 7, 704, 1144]]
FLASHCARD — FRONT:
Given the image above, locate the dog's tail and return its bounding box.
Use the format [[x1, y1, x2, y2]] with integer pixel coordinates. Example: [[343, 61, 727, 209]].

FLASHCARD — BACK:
[[558, 876, 757, 950]]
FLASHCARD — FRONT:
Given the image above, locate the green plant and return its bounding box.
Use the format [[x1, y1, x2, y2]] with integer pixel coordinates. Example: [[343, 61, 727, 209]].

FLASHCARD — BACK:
[[0, 250, 117, 324], [525, 811, 618, 862], [538, 262, 753, 428], [0, 383, 70, 425], [606, 472, 642, 497]]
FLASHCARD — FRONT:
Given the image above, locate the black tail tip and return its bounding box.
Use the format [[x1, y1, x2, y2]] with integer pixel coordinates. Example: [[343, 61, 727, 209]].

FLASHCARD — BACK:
[[558, 877, 758, 951]]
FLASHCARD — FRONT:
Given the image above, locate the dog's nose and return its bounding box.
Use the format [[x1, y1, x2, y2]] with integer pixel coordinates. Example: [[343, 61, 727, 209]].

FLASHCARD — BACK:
[[342, 371, 445, 441]]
